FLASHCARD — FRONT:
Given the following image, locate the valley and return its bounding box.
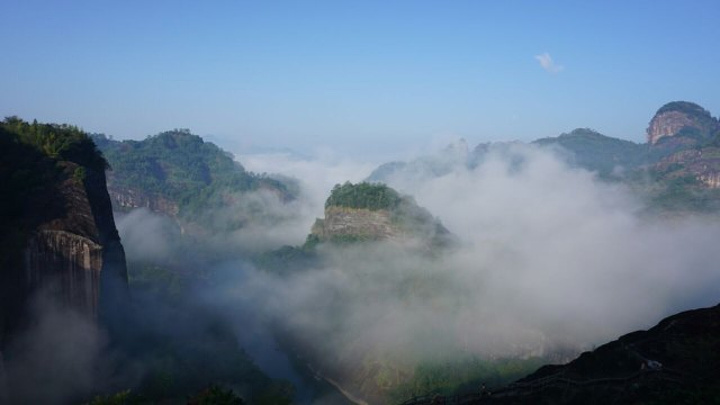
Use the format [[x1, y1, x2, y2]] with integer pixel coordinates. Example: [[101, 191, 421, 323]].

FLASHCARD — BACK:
[[2, 101, 720, 404]]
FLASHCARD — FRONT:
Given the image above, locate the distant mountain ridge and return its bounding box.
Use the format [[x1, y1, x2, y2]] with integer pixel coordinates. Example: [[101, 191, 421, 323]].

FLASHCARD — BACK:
[[368, 101, 720, 214]]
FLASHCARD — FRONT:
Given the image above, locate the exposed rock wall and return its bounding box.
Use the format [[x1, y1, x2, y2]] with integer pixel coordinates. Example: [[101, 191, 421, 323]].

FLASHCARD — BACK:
[[108, 184, 179, 216], [698, 173, 720, 188], [2, 160, 128, 347], [647, 111, 700, 145], [24, 230, 103, 317], [312, 206, 397, 241], [655, 147, 720, 188], [647, 102, 719, 145]]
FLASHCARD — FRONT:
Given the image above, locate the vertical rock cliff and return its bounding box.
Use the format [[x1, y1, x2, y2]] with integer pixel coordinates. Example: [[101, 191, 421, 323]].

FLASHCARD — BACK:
[[0, 120, 128, 350], [647, 101, 719, 145], [22, 162, 129, 319]]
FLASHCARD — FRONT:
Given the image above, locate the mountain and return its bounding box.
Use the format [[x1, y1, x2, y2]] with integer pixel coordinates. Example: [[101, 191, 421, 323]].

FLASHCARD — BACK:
[[647, 101, 720, 146], [92, 130, 294, 229], [0, 117, 128, 338], [505, 303, 720, 404], [366, 139, 471, 183], [367, 129, 645, 185], [532, 128, 645, 177], [309, 182, 453, 248], [399, 303, 720, 404], [0, 118, 129, 401], [367, 101, 720, 214]]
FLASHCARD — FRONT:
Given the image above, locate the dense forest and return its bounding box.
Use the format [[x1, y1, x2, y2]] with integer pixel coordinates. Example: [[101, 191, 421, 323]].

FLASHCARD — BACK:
[[93, 130, 293, 221], [325, 182, 403, 211]]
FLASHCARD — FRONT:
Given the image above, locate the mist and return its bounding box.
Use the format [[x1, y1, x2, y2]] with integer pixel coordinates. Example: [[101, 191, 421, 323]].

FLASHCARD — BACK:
[[224, 144, 720, 368], [21, 142, 716, 403], [2, 293, 113, 404]]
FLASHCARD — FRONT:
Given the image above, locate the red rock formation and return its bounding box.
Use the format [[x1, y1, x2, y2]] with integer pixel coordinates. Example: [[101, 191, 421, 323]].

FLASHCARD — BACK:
[[646, 101, 718, 145], [647, 111, 700, 144]]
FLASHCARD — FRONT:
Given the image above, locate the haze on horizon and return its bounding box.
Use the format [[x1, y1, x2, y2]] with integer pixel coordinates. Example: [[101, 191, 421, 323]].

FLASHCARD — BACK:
[[2, 0, 720, 156]]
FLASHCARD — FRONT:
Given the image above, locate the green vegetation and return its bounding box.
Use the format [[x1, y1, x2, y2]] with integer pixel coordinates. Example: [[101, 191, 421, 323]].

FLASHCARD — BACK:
[[1, 117, 112, 346], [254, 241, 320, 274], [387, 356, 545, 402], [533, 128, 645, 177], [325, 181, 403, 210], [3, 116, 107, 172], [187, 385, 245, 404], [656, 101, 714, 118], [93, 130, 291, 220], [127, 264, 187, 298]]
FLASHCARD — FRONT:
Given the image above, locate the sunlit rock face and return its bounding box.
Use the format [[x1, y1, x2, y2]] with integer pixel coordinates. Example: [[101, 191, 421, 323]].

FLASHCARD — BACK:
[[653, 147, 720, 189], [312, 206, 397, 241], [648, 110, 701, 145], [107, 184, 180, 217], [309, 183, 454, 249], [647, 101, 719, 145]]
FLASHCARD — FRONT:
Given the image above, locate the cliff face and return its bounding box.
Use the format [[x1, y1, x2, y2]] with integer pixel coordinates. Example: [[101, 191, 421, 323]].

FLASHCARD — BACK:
[[653, 147, 720, 188], [107, 183, 180, 217], [647, 101, 719, 145], [1, 123, 128, 349], [312, 206, 397, 241], [648, 110, 702, 145], [25, 231, 103, 316], [18, 162, 129, 323], [310, 183, 453, 249]]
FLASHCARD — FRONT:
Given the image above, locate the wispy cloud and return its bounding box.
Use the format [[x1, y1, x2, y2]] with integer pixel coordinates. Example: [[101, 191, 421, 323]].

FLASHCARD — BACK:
[[535, 52, 564, 73]]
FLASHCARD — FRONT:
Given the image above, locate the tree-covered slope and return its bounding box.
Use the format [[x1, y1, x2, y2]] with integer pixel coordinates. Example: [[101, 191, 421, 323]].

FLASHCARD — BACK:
[[313, 182, 453, 247], [533, 128, 645, 177], [93, 130, 293, 221]]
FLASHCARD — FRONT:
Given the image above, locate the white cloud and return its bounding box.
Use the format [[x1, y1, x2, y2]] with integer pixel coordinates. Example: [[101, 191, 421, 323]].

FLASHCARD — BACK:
[[217, 145, 720, 366], [535, 52, 564, 73]]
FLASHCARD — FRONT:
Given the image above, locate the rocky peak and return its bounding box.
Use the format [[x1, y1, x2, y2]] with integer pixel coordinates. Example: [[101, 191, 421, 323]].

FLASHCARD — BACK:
[[309, 182, 453, 247], [0, 119, 128, 349], [647, 101, 718, 145]]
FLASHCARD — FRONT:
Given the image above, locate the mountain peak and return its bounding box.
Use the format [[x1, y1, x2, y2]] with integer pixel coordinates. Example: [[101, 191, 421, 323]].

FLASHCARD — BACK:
[[310, 182, 452, 247], [647, 101, 718, 145]]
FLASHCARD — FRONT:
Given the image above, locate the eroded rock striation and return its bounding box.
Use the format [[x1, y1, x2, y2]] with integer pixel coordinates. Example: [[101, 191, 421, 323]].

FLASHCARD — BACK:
[[0, 120, 128, 349], [647, 101, 719, 145]]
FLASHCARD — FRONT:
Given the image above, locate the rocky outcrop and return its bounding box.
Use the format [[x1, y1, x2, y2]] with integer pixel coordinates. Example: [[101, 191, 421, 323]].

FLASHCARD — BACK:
[[311, 207, 397, 241], [23, 162, 129, 318], [654, 147, 720, 188], [24, 230, 103, 316], [647, 101, 719, 145], [1, 142, 128, 349], [108, 184, 180, 216], [310, 183, 453, 248], [648, 110, 701, 145]]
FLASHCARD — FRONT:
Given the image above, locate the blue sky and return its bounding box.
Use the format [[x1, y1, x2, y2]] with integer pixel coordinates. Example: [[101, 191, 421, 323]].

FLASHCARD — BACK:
[[2, 0, 719, 156]]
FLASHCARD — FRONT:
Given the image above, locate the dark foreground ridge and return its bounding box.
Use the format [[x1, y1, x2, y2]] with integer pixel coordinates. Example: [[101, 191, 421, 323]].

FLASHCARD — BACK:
[[400, 303, 720, 404]]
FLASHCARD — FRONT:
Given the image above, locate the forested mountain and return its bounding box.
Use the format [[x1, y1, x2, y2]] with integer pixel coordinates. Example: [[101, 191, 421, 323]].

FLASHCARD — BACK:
[[369, 101, 720, 215], [5, 102, 720, 404], [0, 117, 129, 403], [310, 182, 453, 248], [0, 119, 298, 404], [532, 128, 645, 177], [92, 129, 294, 223], [400, 303, 720, 405]]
